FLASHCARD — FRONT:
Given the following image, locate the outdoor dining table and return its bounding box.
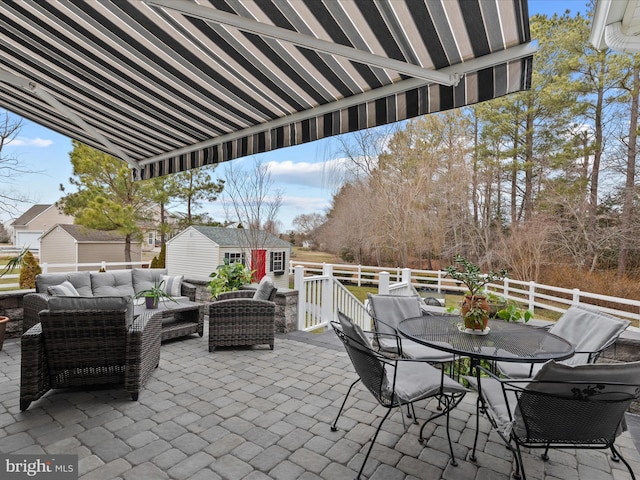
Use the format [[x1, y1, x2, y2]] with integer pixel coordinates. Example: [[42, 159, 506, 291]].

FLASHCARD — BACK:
[[397, 315, 575, 461]]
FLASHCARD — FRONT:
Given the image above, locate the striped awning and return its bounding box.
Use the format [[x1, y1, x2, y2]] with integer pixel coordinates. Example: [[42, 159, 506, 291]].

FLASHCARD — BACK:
[[0, 0, 534, 180]]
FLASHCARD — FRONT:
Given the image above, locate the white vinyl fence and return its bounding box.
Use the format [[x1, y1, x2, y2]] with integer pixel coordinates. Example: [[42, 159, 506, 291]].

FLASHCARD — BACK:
[[291, 261, 640, 330]]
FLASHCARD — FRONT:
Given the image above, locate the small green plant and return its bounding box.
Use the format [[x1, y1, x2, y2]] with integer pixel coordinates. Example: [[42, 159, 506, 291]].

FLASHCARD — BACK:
[[497, 302, 532, 323], [208, 259, 253, 299], [445, 255, 507, 297], [134, 279, 176, 308]]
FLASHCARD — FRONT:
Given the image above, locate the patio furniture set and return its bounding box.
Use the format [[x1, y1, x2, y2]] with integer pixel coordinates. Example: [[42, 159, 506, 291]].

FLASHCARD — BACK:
[[19, 269, 277, 412], [330, 294, 640, 480]]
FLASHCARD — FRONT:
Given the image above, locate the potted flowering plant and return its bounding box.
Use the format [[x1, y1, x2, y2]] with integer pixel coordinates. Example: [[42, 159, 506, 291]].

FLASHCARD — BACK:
[[445, 255, 507, 331]]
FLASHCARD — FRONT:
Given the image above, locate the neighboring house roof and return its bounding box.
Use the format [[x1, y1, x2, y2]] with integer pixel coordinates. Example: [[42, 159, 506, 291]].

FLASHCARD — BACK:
[[11, 204, 52, 226], [42, 224, 136, 243], [188, 226, 291, 249]]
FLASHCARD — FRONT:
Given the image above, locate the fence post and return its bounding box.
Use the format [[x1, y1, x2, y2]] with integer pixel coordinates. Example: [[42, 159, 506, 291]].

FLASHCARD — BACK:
[[357, 264, 362, 287], [322, 264, 334, 326], [572, 288, 580, 306], [528, 281, 535, 311], [437, 270, 442, 293], [294, 265, 306, 330], [402, 268, 411, 291], [379, 271, 390, 294], [503, 278, 509, 298]]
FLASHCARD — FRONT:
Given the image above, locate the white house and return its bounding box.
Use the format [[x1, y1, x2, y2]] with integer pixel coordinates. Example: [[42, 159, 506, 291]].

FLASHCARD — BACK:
[[166, 226, 292, 289]]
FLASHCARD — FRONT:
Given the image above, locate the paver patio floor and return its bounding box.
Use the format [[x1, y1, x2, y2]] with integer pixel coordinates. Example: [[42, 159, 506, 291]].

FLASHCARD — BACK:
[[1, 326, 638, 479]]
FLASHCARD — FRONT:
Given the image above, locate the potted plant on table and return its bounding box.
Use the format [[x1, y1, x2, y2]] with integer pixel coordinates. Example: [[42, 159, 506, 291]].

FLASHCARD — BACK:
[[134, 279, 176, 309], [445, 255, 507, 331]]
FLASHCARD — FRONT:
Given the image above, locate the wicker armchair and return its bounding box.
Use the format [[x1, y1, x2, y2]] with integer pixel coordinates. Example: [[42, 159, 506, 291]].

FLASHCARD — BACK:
[[208, 286, 277, 352], [20, 302, 161, 411]]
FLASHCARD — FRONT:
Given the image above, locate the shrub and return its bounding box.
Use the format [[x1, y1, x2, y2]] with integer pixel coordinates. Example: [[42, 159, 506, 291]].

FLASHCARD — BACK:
[[208, 259, 253, 298], [19, 250, 41, 289]]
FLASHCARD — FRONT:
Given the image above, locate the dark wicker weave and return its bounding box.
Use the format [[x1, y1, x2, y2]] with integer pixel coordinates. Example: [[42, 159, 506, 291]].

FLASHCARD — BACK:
[[22, 282, 198, 333], [208, 290, 276, 352], [20, 307, 161, 411]]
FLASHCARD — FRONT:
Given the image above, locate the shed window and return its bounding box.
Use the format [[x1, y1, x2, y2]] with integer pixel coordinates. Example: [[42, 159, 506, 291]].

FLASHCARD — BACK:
[[225, 252, 245, 265], [270, 251, 286, 273]]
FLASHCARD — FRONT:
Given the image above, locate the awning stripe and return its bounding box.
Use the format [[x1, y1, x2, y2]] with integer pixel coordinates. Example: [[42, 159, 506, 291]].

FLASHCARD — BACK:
[[0, 0, 533, 180]]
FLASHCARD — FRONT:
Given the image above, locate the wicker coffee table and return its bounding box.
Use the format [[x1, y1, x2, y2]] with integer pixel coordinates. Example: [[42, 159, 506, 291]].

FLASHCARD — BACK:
[[135, 300, 204, 342]]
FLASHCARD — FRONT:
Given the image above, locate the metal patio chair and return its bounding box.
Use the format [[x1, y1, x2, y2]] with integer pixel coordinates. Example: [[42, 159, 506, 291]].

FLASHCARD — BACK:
[[366, 293, 456, 363], [330, 312, 467, 479], [466, 360, 640, 480], [496, 304, 630, 378]]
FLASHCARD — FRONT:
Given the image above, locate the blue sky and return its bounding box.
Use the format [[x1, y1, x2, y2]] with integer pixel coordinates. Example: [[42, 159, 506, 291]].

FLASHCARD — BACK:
[[1, 0, 588, 231]]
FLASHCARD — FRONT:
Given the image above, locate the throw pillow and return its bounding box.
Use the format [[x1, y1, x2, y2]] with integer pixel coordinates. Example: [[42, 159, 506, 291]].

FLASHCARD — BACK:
[[253, 276, 275, 301], [161, 275, 183, 297], [47, 280, 80, 297]]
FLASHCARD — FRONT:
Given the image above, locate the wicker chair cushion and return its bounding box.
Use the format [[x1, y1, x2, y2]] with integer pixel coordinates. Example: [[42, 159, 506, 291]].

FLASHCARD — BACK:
[[47, 295, 134, 327], [47, 280, 80, 297], [36, 271, 93, 296], [161, 275, 183, 297], [132, 268, 168, 293], [253, 276, 275, 301], [90, 270, 136, 297]]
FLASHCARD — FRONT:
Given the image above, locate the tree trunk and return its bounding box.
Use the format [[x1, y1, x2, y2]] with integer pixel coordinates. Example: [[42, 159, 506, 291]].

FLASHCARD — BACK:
[[618, 60, 639, 277], [124, 233, 132, 266]]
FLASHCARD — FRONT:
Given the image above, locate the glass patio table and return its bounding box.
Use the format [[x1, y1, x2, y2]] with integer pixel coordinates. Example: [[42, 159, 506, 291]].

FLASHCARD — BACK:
[[398, 315, 574, 461]]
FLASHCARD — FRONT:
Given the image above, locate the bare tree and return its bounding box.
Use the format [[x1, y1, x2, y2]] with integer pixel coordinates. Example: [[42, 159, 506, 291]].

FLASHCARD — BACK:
[[223, 157, 283, 249], [0, 111, 38, 217]]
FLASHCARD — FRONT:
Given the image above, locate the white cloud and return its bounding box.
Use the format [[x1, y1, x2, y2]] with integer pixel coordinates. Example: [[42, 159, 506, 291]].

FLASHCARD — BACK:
[[7, 136, 54, 147], [266, 158, 349, 189]]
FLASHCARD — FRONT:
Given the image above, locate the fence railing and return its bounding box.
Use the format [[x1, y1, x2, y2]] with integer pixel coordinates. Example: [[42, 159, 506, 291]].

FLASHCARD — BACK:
[[293, 264, 369, 332], [290, 261, 640, 329]]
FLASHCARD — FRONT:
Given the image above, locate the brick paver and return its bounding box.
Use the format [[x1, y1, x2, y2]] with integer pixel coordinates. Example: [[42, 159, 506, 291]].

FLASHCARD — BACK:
[[1, 327, 639, 479]]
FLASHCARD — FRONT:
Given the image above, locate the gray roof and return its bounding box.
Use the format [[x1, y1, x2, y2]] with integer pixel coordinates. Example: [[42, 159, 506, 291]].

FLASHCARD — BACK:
[[11, 204, 51, 226], [191, 226, 291, 248], [48, 224, 130, 243]]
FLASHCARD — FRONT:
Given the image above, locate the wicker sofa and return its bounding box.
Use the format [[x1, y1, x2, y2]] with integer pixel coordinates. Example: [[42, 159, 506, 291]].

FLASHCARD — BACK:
[[20, 295, 161, 410], [22, 268, 200, 336]]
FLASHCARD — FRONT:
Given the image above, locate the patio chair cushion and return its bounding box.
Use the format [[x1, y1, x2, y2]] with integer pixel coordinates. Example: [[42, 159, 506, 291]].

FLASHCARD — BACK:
[[389, 360, 467, 403], [512, 360, 640, 439], [464, 375, 518, 431], [132, 268, 168, 293], [367, 294, 422, 336], [47, 295, 135, 327], [36, 271, 93, 296], [91, 270, 136, 297], [161, 275, 183, 297], [253, 276, 275, 301], [47, 280, 80, 297], [337, 311, 371, 348], [497, 305, 631, 378]]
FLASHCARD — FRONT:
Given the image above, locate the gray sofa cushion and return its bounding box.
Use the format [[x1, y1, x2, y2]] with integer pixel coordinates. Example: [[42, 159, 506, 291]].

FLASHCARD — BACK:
[[90, 270, 136, 297], [47, 295, 134, 327], [36, 271, 93, 296], [132, 268, 168, 294]]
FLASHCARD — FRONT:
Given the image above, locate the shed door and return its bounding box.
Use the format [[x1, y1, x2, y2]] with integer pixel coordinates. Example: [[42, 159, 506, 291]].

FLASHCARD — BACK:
[[251, 249, 266, 282]]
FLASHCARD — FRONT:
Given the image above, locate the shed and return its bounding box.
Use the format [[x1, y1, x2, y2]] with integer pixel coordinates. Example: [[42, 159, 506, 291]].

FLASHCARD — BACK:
[[166, 226, 292, 289], [40, 224, 142, 272], [11, 204, 74, 251]]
